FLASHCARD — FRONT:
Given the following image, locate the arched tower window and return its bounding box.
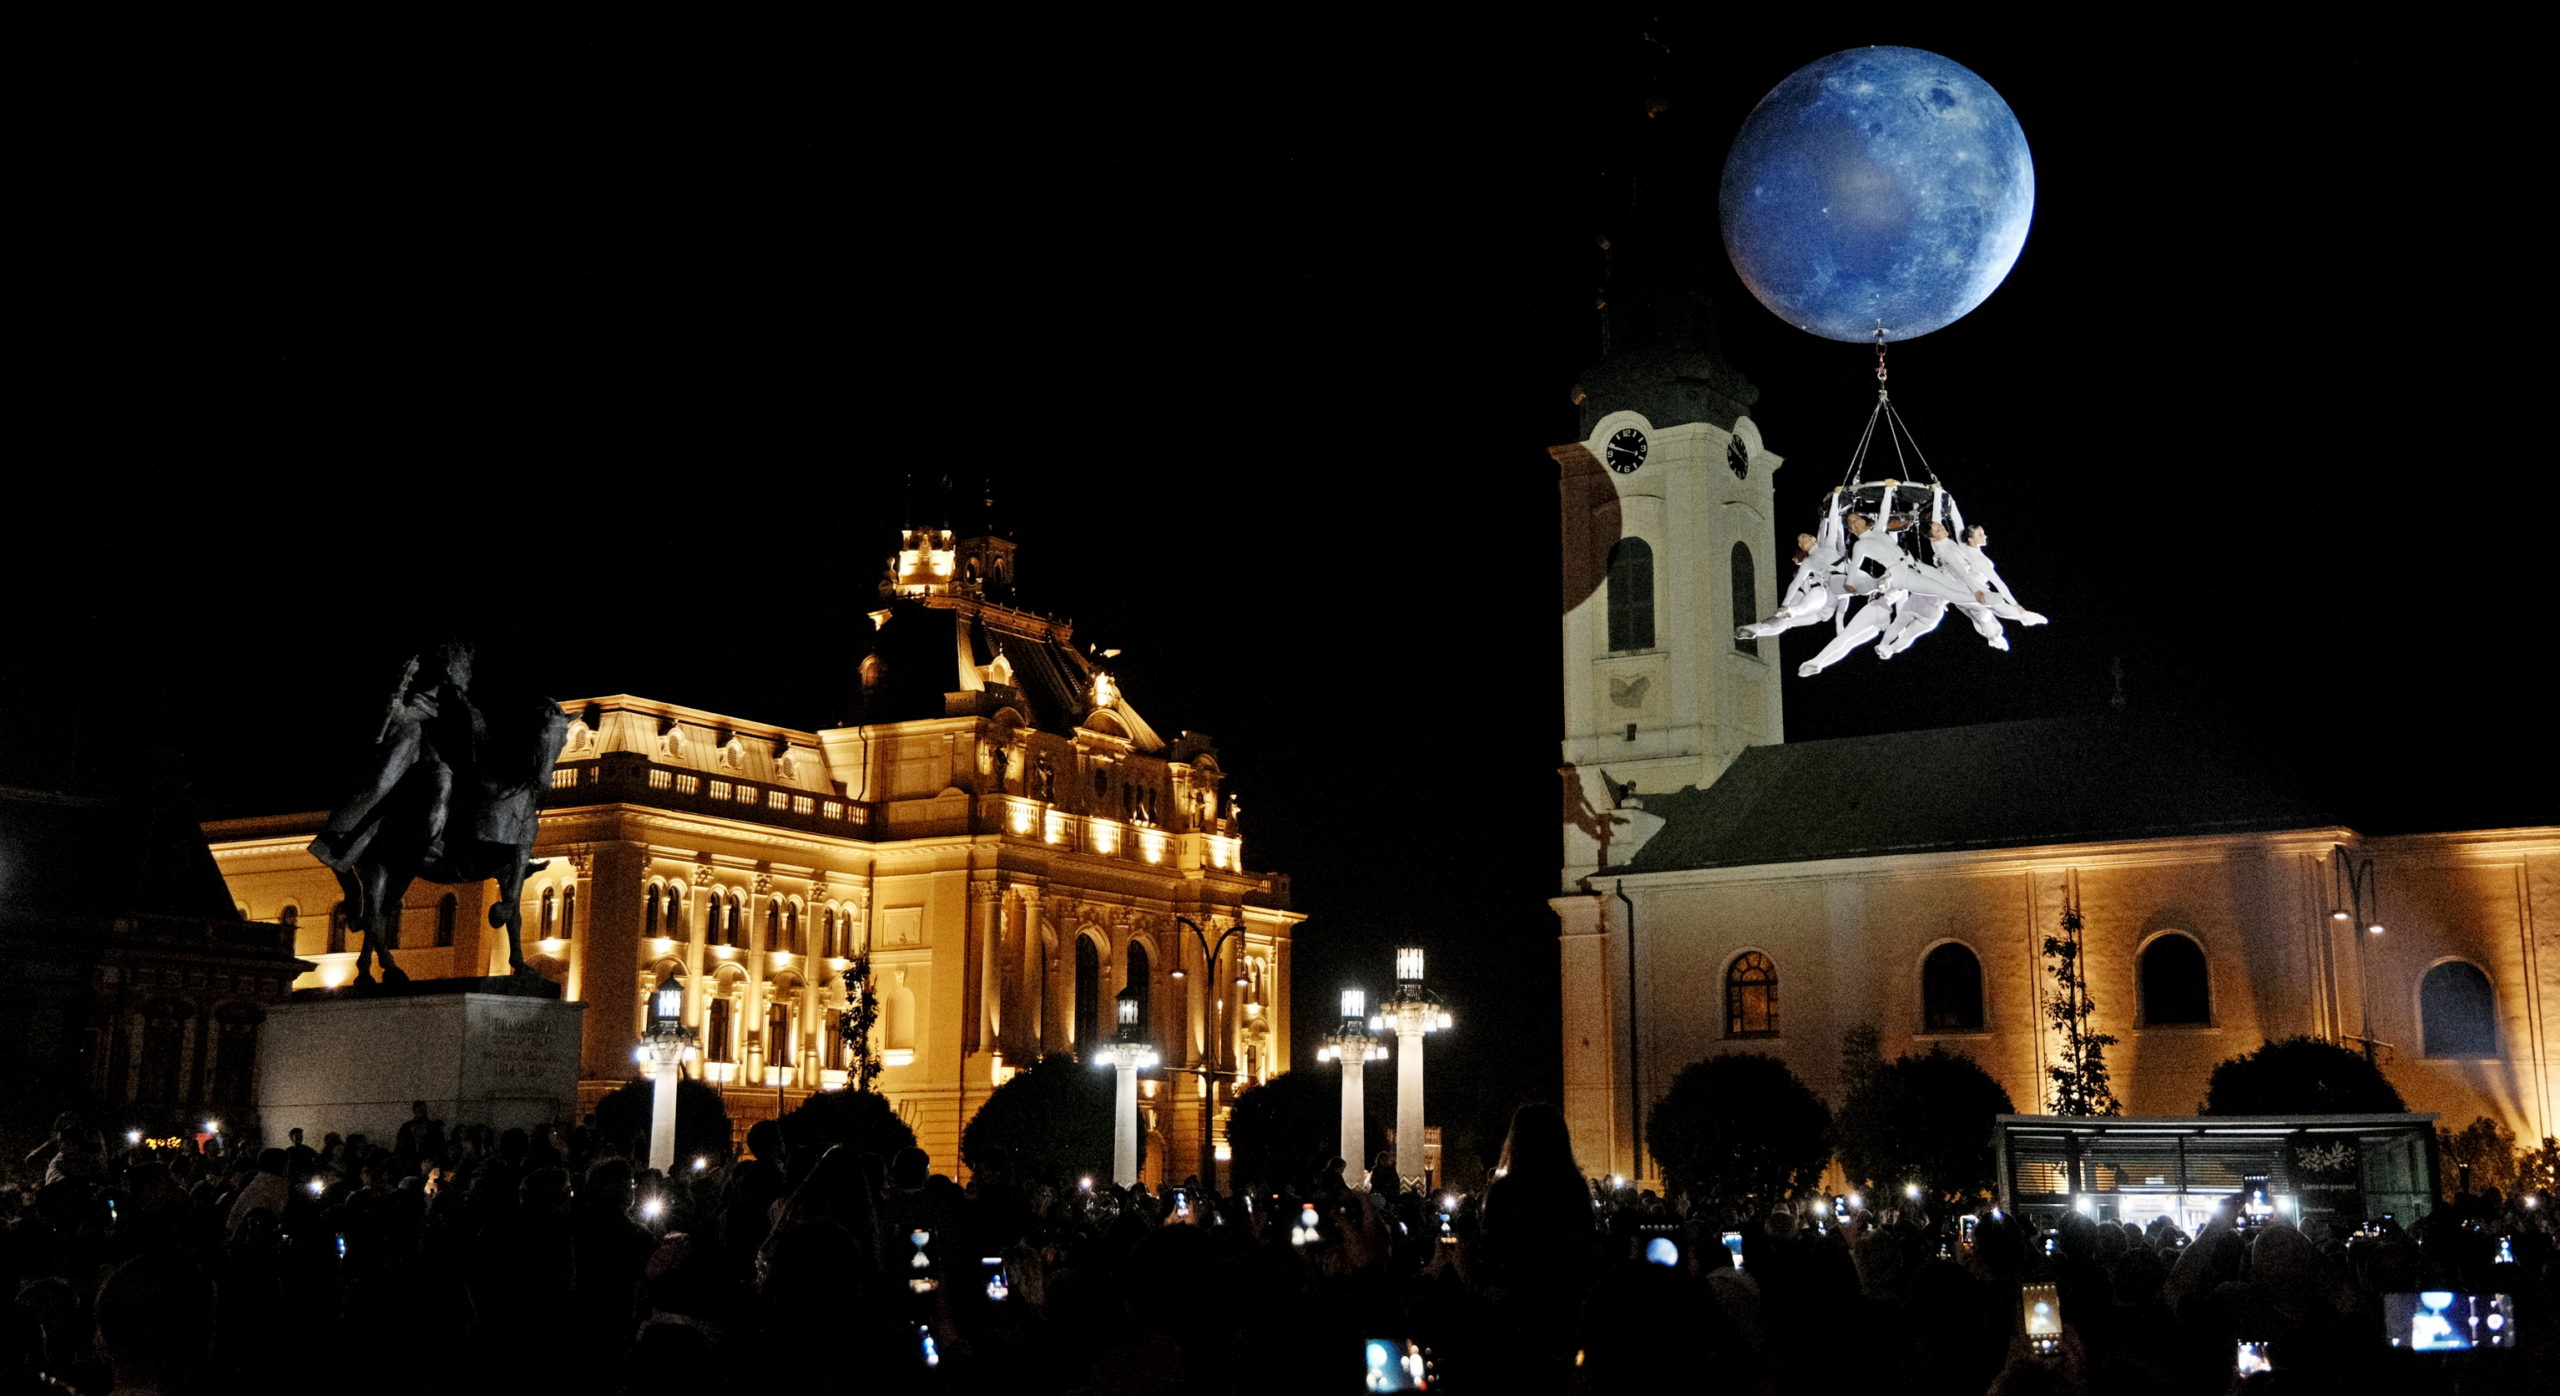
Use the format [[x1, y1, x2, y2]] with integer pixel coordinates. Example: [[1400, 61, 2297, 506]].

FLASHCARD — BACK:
[[435, 893, 458, 948], [1606, 538, 1655, 652], [1921, 942, 1985, 1032], [1124, 942, 1151, 1035], [1726, 952, 1778, 1038], [2139, 934, 2210, 1026], [2422, 961, 2498, 1056], [1731, 542, 1759, 657], [1074, 936, 1102, 1049]]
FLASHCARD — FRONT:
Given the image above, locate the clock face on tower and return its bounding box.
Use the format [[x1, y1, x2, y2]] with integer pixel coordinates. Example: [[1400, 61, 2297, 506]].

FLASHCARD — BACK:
[[1605, 427, 1648, 475]]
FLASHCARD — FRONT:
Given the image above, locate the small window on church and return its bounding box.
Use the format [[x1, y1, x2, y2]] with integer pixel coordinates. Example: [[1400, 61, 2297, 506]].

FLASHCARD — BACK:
[[1731, 542, 1759, 657], [1726, 952, 1778, 1037], [2139, 934, 2210, 1026], [1607, 538, 1655, 652], [2422, 961, 2498, 1057], [1921, 942, 1984, 1032]]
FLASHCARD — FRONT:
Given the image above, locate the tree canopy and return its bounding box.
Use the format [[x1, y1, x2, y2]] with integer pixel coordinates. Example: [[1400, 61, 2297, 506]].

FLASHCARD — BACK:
[[2200, 1037, 2408, 1116], [781, 1089, 917, 1165], [1645, 1052, 1830, 1208], [959, 1052, 1132, 1186], [592, 1077, 735, 1163], [1224, 1070, 1339, 1191], [1834, 1044, 2014, 1206]]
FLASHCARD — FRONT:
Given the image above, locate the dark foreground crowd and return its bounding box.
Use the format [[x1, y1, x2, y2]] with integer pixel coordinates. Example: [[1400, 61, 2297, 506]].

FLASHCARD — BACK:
[[4, 1102, 2554, 1395]]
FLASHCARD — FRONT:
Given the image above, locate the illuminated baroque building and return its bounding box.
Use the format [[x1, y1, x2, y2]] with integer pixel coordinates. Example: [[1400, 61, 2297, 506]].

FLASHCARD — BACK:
[[1551, 370, 2560, 1194], [207, 520, 1298, 1177]]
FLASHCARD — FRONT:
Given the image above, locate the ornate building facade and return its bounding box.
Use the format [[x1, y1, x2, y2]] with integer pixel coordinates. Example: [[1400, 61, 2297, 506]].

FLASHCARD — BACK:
[[1552, 363, 2560, 1197], [1, 786, 307, 1148], [208, 522, 1298, 1177]]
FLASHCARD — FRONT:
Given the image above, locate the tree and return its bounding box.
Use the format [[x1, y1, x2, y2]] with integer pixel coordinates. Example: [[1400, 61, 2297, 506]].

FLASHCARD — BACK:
[[838, 955, 883, 1092], [2438, 1115, 2522, 1197], [1834, 1045, 2016, 1207], [2199, 1037, 2408, 1116], [781, 1089, 917, 1165], [959, 1053, 1134, 1186], [2044, 897, 2122, 1116], [1224, 1070, 1339, 1190], [1645, 1053, 1830, 1208], [592, 1077, 735, 1164]]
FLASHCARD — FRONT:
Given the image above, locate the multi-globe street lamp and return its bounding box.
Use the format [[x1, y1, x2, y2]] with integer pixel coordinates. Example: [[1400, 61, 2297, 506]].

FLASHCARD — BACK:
[[2329, 843, 2388, 1063], [1169, 914, 1250, 1188], [1096, 986, 1158, 1187], [1315, 989, 1385, 1184], [1382, 947, 1453, 1193]]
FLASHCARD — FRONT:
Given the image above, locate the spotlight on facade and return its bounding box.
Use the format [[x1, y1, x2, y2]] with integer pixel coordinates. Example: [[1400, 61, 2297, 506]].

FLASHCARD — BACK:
[[126, 1130, 142, 1145]]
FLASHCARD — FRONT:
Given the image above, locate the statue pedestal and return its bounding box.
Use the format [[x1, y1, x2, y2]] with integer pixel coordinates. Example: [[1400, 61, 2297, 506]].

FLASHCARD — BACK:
[[256, 979, 586, 1143]]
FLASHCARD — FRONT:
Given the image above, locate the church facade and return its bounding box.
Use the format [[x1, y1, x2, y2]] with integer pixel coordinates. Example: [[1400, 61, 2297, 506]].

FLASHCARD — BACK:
[[1552, 373, 2560, 1194], [207, 522, 1298, 1178]]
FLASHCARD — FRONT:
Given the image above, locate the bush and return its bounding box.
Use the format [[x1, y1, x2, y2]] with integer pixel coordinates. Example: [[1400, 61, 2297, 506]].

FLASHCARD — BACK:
[[1645, 1053, 1830, 1208], [781, 1090, 917, 1166], [592, 1077, 735, 1164], [2200, 1037, 2407, 1116], [1224, 1071, 1339, 1191], [959, 1053, 1133, 1186], [1834, 1045, 2014, 1207]]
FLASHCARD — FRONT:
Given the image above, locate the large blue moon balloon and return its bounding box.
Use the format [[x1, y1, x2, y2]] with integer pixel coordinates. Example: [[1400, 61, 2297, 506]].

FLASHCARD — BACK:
[[1720, 46, 2034, 343]]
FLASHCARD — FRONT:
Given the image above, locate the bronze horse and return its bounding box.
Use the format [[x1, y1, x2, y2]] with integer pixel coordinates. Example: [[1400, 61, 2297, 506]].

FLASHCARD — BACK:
[[326, 691, 568, 985]]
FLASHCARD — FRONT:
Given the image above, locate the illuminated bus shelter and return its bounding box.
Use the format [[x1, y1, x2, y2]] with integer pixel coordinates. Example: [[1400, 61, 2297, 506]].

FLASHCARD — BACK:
[[1994, 1113, 2439, 1235]]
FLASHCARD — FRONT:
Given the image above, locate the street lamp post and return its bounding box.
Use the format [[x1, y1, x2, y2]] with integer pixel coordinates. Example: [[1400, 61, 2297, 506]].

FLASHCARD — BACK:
[[1170, 914, 1250, 1188], [1097, 987, 1158, 1187], [1316, 989, 1385, 1186], [636, 980, 700, 1171], [2328, 844, 2388, 1063], [1383, 947, 1453, 1194]]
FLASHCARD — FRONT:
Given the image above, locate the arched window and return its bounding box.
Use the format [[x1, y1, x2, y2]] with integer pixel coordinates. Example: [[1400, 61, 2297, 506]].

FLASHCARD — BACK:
[[784, 902, 801, 956], [278, 905, 300, 933], [1731, 542, 1759, 656], [724, 892, 743, 947], [1074, 937, 1102, 1049], [822, 907, 838, 959], [708, 998, 734, 1061], [328, 902, 349, 955], [1606, 538, 1655, 652], [769, 998, 794, 1071], [1921, 942, 1985, 1032], [667, 887, 687, 942], [560, 885, 575, 941], [1124, 942, 1151, 1035], [540, 888, 557, 938], [1726, 952, 1778, 1038], [766, 898, 782, 947], [435, 894, 458, 948], [644, 885, 661, 936], [2139, 934, 2211, 1026], [2422, 961, 2498, 1057]]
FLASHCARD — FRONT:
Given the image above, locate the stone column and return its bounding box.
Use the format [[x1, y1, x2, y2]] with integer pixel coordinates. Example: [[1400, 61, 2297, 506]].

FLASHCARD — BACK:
[[1110, 1047, 1145, 1187], [1395, 1018, 1426, 1192], [1338, 1049, 1365, 1181]]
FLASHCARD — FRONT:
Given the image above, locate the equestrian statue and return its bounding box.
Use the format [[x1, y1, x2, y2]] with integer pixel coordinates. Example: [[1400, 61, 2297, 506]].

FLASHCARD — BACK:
[[308, 641, 568, 985]]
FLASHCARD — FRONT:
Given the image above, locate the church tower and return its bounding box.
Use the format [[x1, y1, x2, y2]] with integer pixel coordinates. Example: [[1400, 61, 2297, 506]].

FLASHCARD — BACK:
[[1554, 359, 1784, 888]]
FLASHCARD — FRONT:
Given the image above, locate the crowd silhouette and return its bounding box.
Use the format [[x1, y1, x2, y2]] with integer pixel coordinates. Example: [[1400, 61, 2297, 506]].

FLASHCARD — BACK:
[[4, 1102, 2551, 1394]]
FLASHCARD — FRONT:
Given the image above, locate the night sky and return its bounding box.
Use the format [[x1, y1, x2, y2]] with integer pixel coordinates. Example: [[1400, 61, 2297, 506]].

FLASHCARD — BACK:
[[6, 16, 2537, 1165]]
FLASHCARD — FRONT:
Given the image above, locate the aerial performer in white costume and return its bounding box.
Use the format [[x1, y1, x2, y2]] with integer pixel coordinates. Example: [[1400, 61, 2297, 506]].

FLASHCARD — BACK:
[[1738, 491, 1851, 640], [1795, 511, 1903, 676]]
